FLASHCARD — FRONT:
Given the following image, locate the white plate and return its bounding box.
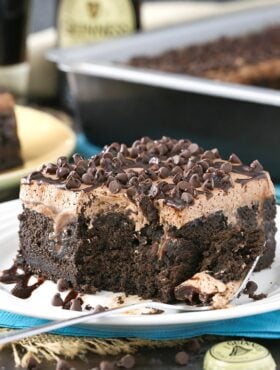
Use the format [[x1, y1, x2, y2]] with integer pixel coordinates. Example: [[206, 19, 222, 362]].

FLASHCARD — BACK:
[[0, 199, 280, 329]]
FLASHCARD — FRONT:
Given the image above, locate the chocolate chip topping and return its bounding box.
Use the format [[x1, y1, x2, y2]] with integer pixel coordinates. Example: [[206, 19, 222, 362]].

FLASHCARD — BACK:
[[57, 278, 69, 292], [70, 298, 82, 311], [23, 137, 266, 210], [51, 293, 63, 307]]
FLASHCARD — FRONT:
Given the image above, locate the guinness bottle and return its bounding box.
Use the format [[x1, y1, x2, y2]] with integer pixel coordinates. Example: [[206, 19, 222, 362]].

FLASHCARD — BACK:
[[57, 0, 141, 48]]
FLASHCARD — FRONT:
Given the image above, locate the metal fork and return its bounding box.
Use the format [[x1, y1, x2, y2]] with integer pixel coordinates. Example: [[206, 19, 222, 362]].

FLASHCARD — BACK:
[[0, 256, 260, 345]]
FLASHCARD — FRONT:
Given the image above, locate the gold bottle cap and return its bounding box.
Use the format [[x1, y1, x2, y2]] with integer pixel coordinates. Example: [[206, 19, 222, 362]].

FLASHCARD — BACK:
[[204, 340, 276, 370]]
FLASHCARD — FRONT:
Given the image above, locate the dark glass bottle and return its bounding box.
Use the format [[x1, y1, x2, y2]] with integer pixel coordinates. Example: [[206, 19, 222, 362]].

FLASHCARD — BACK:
[[0, 0, 29, 65]]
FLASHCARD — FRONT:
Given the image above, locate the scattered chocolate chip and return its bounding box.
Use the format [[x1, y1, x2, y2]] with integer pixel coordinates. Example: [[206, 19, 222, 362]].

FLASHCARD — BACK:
[[56, 167, 70, 179], [45, 163, 57, 175], [57, 156, 68, 167], [221, 175, 231, 184], [57, 278, 69, 292], [172, 173, 182, 184], [202, 150, 216, 160], [175, 351, 189, 366], [171, 165, 183, 175], [198, 160, 209, 171], [93, 304, 106, 314], [51, 293, 63, 307], [56, 359, 71, 370], [82, 172, 94, 185], [158, 166, 170, 179], [229, 153, 242, 164], [250, 159, 263, 172], [72, 153, 84, 164], [100, 361, 115, 370], [202, 178, 214, 191], [177, 181, 191, 192], [70, 298, 82, 311], [26, 355, 38, 369], [114, 173, 127, 185], [188, 143, 199, 154], [117, 354, 135, 368], [181, 192, 194, 205], [148, 184, 158, 198], [126, 187, 137, 199], [189, 174, 201, 188], [244, 281, 258, 295], [221, 162, 232, 173], [211, 148, 220, 158]]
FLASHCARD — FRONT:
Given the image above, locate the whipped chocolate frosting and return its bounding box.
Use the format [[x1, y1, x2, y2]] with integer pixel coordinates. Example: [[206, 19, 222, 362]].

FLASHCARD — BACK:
[[20, 137, 274, 231]]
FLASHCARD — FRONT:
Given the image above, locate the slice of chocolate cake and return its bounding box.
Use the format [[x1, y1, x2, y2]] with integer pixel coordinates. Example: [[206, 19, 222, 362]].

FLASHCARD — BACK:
[[129, 26, 280, 89], [0, 92, 23, 171], [14, 137, 276, 305]]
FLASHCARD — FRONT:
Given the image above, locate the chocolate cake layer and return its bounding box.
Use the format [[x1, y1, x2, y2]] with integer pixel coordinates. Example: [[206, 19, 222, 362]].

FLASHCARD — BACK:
[[16, 137, 276, 305], [0, 92, 23, 171], [129, 26, 280, 88]]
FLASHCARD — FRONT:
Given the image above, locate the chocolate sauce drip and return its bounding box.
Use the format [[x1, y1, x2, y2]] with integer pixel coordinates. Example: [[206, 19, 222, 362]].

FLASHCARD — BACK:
[[0, 263, 45, 299]]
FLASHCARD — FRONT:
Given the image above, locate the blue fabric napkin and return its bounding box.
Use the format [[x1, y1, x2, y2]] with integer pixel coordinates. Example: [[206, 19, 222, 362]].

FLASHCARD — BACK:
[[0, 309, 280, 339], [0, 135, 279, 339]]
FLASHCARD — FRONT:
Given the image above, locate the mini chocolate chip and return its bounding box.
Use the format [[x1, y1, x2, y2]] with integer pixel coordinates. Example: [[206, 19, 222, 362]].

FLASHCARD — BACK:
[[212, 148, 220, 158], [221, 162, 232, 173], [82, 172, 94, 185], [70, 298, 82, 311], [126, 186, 137, 199], [202, 172, 213, 181], [103, 152, 114, 160], [221, 175, 231, 184], [100, 361, 115, 370], [100, 157, 112, 170], [95, 168, 106, 182], [65, 175, 81, 189], [181, 149, 191, 158], [130, 148, 138, 158], [171, 166, 183, 175], [181, 192, 194, 205], [229, 153, 242, 164], [75, 163, 87, 176], [202, 150, 216, 160], [117, 354, 135, 368], [57, 156, 68, 167], [202, 178, 214, 190], [188, 143, 199, 154], [206, 166, 215, 173], [109, 180, 122, 194], [138, 174, 147, 182], [51, 293, 63, 307], [45, 163, 57, 174], [149, 156, 159, 165], [189, 174, 201, 188], [72, 153, 84, 164], [120, 143, 128, 155], [158, 144, 168, 155], [250, 159, 263, 172], [172, 173, 182, 184], [177, 181, 191, 192], [175, 351, 189, 366], [198, 160, 209, 171], [148, 184, 158, 198], [92, 304, 106, 314], [56, 359, 71, 370], [26, 355, 38, 369], [216, 169, 225, 178], [244, 280, 258, 295], [146, 169, 157, 181], [56, 167, 70, 179], [159, 166, 170, 179], [128, 176, 138, 187], [172, 155, 180, 165], [57, 278, 69, 292], [116, 173, 128, 184]]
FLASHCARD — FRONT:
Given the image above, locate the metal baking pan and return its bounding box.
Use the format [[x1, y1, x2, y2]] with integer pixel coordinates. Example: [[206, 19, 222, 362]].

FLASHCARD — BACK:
[[49, 4, 280, 180]]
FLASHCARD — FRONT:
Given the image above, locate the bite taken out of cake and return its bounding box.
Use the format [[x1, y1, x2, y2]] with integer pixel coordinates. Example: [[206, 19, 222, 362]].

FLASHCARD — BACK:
[[1, 137, 276, 308]]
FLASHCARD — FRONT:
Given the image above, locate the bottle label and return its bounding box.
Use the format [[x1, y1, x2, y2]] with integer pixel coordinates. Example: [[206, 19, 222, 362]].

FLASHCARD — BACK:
[[210, 340, 269, 363], [58, 0, 136, 47]]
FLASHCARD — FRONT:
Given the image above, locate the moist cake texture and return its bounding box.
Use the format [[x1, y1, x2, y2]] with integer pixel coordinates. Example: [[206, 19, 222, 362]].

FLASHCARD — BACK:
[[15, 137, 276, 304], [0, 92, 22, 171], [129, 26, 280, 88]]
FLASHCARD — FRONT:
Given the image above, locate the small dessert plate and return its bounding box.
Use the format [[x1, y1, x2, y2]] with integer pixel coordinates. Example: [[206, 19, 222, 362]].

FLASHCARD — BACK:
[[0, 200, 280, 333], [0, 106, 76, 191]]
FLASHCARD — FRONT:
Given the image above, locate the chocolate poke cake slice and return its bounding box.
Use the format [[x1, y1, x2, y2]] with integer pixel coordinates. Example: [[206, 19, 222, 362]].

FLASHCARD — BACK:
[[0, 92, 23, 171], [129, 26, 280, 89], [15, 137, 276, 306]]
